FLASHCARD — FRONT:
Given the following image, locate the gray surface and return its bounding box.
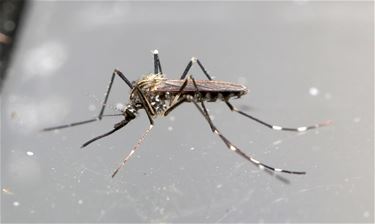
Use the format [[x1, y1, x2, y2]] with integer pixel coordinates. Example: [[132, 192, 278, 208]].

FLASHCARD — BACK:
[[1, 1, 373, 223]]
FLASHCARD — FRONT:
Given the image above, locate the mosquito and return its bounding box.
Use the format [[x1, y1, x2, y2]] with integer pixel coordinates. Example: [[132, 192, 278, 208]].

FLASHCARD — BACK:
[[43, 50, 331, 178]]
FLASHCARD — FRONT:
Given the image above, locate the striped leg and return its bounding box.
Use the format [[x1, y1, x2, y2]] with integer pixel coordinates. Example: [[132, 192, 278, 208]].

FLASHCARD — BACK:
[[225, 102, 332, 132], [193, 100, 306, 175], [111, 124, 154, 178], [186, 75, 305, 175]]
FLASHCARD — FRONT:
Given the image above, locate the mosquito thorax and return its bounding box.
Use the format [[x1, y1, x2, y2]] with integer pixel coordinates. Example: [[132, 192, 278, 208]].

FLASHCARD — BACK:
[[136, 73, 167, 91]]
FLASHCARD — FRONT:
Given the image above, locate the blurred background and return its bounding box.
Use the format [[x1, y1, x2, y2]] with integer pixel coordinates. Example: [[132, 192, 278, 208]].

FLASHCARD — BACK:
[[1, 1, 373, 223]]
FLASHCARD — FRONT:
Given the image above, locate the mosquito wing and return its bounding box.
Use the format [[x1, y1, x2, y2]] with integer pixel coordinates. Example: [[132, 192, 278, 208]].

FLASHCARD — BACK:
[[155, 80, 248, 94]]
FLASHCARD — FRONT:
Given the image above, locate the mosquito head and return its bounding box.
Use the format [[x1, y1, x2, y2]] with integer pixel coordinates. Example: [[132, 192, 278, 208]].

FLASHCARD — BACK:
[[116, 103, 138, 121]]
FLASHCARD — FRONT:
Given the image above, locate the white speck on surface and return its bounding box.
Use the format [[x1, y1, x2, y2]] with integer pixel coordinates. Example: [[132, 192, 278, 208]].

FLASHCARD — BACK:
[[13, 201, 20, 207], [309, 87, 319, 96], [8, 151, 42, 184], [273, 140, 282, 145], [78, 199, 83, 205], [169, 116, 176, 122], [190, 147, 195, 151], [353, 117, 361, 123], [26, 151, 34, 156], [216, 184, 223, 189], [167, 126, 173, 131], [88, 104, 96, 111]]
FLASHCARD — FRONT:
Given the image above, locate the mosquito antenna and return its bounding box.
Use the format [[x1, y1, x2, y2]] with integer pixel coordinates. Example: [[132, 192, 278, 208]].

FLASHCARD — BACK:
[[112, 124, 154, 178]]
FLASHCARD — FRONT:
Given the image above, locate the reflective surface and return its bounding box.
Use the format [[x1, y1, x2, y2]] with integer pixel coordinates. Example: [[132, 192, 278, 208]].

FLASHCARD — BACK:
[[2, 2, 373, 223]]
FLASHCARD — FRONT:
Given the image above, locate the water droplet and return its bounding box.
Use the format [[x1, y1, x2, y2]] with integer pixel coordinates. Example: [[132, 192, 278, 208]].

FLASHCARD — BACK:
[[309, 87, 319, 96], [26, 151, 34, 156]]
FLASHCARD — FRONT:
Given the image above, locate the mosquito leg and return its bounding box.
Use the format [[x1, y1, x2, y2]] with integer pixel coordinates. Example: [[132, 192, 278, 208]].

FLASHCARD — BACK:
[[168, 75, 189, 107], [186, 75, 305, 175], [180, 57, 213, 80], [81, 81, 155, 149], [42, 114, 123, 131], [152, 49, 163, 74], [164, 97, 187, 117], [43, 69, 133, 131], [98, 69, 132, 119], [42, 118, 99, 131], [111, 124, 154, 178], [193, 100, 306, 175], [109, 84, 156, 177], [225, 101, 332, 132], [134, 86, 155, 125]]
